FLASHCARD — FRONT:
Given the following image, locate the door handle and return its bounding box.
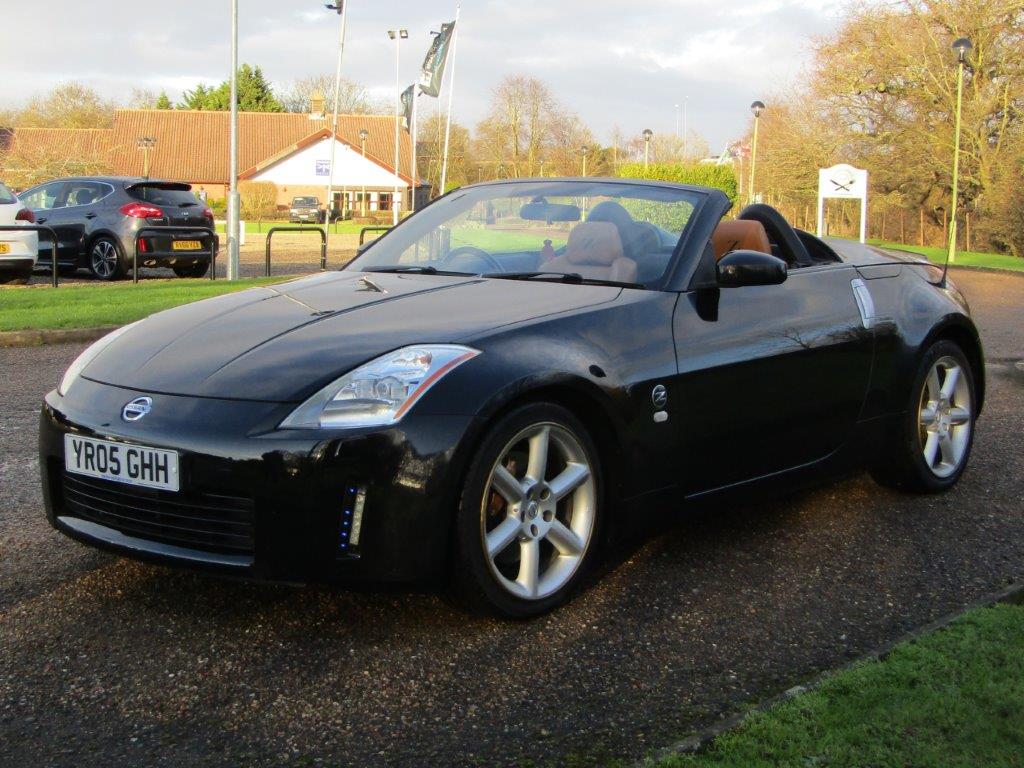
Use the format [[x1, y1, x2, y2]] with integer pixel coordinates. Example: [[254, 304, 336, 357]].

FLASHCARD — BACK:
[[85, 213, 97, 219], [36, 217, 47, 223]]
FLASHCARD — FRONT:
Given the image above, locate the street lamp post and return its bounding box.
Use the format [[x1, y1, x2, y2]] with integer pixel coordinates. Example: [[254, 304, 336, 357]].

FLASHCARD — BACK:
[[387, 28, 408, 227], [324, 1, 349, 253], [642, 129, 653, 168], [581, 146, 589, 176], [136, 137, 156, 178], [748, 100, 765, 203], [226, 0, 241, 280], [683, 96, 689, 160], [359, 128, 369, 217], [948, 37, 972, 265], [674, 103, 680, 137]]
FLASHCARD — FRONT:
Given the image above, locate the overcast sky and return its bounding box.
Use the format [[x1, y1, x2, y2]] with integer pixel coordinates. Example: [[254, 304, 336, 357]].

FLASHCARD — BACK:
[[0, 0, 844, 150]]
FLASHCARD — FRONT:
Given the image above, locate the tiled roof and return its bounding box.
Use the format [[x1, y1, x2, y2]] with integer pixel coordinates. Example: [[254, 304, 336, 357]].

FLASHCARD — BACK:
[[109, 110, 415, 184], [3, 127, 113, 162]]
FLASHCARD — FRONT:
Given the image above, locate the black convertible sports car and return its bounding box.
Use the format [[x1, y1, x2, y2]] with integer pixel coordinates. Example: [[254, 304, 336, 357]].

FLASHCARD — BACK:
[[40, 179, 983, 616]]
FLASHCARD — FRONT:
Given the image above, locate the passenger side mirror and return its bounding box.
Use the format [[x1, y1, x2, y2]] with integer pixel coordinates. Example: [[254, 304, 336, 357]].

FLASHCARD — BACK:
[[716, 250, 787, 288]]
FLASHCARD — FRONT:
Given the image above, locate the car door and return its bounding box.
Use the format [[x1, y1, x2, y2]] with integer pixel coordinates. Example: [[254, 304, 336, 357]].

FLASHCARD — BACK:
[[673, 263, 873, 494], [57, 181, 113, 258], [20, 182, 73, 260]]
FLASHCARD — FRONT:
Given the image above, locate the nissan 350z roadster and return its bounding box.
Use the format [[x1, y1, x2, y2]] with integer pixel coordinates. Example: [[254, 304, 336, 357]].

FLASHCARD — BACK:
[[40, 179, 984, 617]]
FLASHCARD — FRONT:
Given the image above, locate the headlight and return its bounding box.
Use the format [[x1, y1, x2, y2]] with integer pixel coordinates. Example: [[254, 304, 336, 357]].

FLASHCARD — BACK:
[[280, 344, 480, 429], [58, 320, 142, 396]]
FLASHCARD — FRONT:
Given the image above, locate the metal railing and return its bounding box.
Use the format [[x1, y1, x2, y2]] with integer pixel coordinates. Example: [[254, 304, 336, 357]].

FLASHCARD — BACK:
[[358, 226, 391, 247], [265, 226, 327, 276], [134, 227, 218, 284], [0, 225, 60, 287]]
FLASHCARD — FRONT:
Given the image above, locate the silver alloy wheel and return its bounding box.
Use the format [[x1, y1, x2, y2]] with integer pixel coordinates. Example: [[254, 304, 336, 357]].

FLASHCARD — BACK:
[[919, 355, 972, 478], [90, 240, 119, 279], [480, 422, 596, 600]]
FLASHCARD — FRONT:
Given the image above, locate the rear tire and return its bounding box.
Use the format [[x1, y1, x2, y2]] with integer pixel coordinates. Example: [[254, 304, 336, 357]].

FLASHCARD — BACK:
[[172, 261, 210, 278], [89, 237, 127, 281], [449, 402, 604, 618], [870, 339, 976, 493]]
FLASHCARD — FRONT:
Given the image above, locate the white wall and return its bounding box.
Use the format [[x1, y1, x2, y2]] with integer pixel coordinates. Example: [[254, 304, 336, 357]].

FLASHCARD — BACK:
[[252, 137, 409, 190]]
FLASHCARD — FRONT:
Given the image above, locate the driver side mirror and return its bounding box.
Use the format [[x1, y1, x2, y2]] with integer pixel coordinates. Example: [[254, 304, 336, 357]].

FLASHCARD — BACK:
[[717, 250, 787, 288]]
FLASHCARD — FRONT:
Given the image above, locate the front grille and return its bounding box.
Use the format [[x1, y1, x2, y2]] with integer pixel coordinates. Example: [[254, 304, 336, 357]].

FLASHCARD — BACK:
[[60, 472, 254, 557]]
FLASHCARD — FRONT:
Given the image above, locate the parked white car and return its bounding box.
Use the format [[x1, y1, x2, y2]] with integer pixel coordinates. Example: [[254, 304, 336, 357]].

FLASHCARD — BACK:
[[0, 181, 39, 284]]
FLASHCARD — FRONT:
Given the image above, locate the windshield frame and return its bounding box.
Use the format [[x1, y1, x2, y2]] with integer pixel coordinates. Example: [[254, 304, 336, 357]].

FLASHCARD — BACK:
[[344, 179, 712, 292]]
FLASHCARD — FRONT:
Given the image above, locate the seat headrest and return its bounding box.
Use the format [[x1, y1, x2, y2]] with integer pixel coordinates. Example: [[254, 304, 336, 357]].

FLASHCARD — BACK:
[[564, 221, 625, 266], [711, 220, 771, 260], [75, 190, 95, 205]]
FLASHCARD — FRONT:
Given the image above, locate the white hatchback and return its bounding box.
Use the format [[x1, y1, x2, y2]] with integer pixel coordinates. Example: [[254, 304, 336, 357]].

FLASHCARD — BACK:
[[0, 181, 39, 284]]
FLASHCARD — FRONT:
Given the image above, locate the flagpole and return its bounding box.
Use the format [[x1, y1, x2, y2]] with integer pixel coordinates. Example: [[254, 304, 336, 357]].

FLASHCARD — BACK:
[[411, 87, 419, 212], [390, 30, 405, 227], [439, 4, 460, 196], [324, 1, 349, 257]]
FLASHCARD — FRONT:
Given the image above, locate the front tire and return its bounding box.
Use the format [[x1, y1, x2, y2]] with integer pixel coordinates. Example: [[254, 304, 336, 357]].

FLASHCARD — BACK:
[[450, 403, 603, 618], [871, 339, 976, 493], [89, 237, 126, 281]]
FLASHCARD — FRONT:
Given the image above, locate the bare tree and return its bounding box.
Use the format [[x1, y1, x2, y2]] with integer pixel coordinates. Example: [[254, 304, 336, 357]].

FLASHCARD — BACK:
[[278, 75, 387, 115]]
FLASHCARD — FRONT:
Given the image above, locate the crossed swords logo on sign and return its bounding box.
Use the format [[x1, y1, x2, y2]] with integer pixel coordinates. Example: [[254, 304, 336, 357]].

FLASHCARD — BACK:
[[829, 168, 856, 194]]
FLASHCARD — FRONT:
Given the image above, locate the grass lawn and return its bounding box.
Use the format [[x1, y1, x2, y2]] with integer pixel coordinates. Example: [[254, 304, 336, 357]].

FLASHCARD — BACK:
[[867, 239, 1024, 273], [0, 277, 286, 332], [654, 602, 1024, 768]]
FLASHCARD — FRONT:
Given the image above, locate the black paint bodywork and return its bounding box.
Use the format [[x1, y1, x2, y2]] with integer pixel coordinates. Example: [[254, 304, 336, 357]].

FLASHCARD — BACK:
[[38, 180, 985, 585]]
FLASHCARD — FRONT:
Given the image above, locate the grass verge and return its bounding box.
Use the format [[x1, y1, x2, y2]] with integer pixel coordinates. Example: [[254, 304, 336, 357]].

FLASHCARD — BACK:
[[868, 240, 1024, 273], [0, 277, 286, 331], [653, 602, 1024, 768]]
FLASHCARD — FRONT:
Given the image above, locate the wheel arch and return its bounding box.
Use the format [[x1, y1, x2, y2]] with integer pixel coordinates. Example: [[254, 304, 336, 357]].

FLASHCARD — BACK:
[[476, 376, 625, 497], [84, 229, 125, 259], [922, 317, 986, 414]]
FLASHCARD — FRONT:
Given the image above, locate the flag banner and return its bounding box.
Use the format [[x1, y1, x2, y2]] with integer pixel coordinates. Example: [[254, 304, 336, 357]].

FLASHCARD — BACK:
[[400, 84, 416, 132], [419, 21, 455, 97]]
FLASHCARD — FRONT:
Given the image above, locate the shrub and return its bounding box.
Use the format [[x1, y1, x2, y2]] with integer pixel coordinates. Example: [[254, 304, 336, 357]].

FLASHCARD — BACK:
[[617, 162, 739, 204], [239, 181, 278, 221]]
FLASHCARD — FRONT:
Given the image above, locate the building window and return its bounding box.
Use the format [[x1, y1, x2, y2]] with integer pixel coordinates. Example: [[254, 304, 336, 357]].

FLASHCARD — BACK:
[[378, 193, 392, 211]]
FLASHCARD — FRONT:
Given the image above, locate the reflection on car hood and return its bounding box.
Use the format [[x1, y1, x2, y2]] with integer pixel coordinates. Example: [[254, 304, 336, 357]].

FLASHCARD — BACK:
[[83, 271, 620, 401]]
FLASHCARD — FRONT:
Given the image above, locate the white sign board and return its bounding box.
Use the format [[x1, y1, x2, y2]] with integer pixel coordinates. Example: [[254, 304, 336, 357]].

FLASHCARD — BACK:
[[817, 164, 869, 244]]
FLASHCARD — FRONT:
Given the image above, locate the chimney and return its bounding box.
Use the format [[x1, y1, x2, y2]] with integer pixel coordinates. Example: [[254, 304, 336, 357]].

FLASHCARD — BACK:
[[310, 91, 326, 119]]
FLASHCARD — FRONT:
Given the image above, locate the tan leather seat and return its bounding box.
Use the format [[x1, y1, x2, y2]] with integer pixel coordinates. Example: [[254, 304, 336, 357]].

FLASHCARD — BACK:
[[540, 221, 638, 283], [711, 220, 771, 261]]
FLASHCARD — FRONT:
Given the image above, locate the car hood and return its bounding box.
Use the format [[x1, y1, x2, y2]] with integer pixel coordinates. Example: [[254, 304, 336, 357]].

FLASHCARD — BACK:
[[83, 271, 620, 401]]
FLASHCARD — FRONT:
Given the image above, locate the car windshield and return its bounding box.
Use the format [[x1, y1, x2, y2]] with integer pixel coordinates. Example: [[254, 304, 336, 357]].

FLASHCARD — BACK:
[[345, 180, 703, 288], [293, 197, 318, 206]]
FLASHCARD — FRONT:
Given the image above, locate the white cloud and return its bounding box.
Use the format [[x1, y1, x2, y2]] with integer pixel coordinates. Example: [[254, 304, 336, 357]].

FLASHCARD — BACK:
[[0, 0, 847, 147]]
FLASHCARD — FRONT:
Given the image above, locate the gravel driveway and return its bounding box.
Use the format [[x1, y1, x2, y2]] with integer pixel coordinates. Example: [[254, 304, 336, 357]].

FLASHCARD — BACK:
[[1, 268, 1022, 768]]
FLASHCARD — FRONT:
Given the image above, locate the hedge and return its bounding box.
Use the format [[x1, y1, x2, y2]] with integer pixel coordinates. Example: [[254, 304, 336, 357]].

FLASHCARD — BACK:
[[617, 162, 738, 204]]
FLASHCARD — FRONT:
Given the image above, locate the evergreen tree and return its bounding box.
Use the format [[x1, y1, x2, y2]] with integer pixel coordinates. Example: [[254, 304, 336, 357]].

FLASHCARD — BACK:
[[178, 84, 211, 110], [176, 66, 282, 112], [154, 91, 173, 110]]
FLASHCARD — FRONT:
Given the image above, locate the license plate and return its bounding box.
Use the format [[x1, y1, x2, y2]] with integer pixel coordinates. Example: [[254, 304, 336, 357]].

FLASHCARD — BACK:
[[172, 240, 202, 251], [65, 434, 180, 492], [0, 243, 9, 254]]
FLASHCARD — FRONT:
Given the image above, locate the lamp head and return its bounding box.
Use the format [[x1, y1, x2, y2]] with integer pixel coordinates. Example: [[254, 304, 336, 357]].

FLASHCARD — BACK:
[[750, 100, 766, 118], [359, 128, 369, 141], [952, 37, 972, 62], [642, 128, 653, 141], [325, 2, 342, 13]]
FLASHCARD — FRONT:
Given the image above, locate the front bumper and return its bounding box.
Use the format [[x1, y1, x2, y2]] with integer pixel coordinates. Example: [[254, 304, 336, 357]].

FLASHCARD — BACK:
[[40, 378, 478, 585]]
